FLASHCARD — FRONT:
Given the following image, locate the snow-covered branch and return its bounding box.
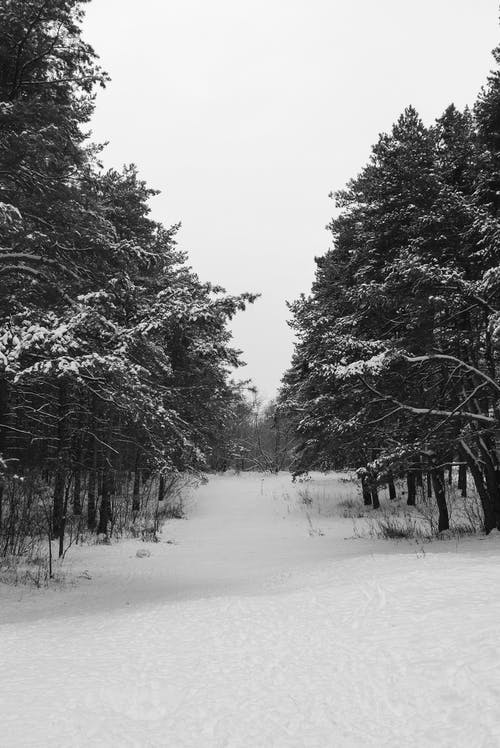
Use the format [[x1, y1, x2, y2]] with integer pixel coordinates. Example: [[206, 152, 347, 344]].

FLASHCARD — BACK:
[[402, 354, 500, 394]]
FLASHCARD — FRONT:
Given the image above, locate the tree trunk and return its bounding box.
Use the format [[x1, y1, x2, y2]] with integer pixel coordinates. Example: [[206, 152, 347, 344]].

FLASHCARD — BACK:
[[431, 469, 450, 533], [58, 479, 71, 558], [361, 472, 372, 505], [97, 469, 112, 536], [52, 381, 69, 538], [416, 470, 423, 489], [132, 450, 141, 512], [388, 471, 396, 501], [52, 468, 65, 539], [371, 485, 380, 509], [87, 469, 97, 530], [448, 464, 453, 485], [459, 442, 495, 533], [87, 437, 98, 530], [406, 472, 416, 506], [477, 438, 500, 528], [426, 472, 432, 498], [158, 474, 165, 502], [73, 469, 82, 515], [482, 461, 500, 529], [0, 479, 3, 534], [458, 463, 467, 498], [97, 469, 103, 502]]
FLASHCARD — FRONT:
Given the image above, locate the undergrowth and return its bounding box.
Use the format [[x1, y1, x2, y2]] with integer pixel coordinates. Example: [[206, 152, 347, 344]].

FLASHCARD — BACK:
[[294, 473, 486, 541], [0, 553, 66, 588], [0, 472, 194, 587]]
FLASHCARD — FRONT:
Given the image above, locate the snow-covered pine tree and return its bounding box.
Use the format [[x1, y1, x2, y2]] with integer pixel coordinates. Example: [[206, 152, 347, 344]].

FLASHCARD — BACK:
[[282, 69, 500, 532], [0, 0, 256, 554]]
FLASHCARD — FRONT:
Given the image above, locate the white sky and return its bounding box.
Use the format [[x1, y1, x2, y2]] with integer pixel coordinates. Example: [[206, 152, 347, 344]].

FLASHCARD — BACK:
[[83, 1, 499, 399]]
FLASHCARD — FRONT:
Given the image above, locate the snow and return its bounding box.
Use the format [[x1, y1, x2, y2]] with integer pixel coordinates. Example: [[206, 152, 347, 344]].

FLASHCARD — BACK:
[[2, 472, 500, 747]]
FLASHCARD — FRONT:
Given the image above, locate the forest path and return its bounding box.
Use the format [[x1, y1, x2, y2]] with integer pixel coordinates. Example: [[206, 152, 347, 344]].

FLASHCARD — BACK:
[[0, 472, 359, 624], [164, 471, 359, 598], [3, 473, 500, 747]]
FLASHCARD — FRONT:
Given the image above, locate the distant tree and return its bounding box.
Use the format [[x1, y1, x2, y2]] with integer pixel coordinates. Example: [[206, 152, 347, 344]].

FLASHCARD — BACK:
[[208, 388, 297, 473]]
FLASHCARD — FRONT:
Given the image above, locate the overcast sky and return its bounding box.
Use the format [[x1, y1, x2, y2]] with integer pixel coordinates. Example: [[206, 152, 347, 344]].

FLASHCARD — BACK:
[[83, 1, 498, 399]]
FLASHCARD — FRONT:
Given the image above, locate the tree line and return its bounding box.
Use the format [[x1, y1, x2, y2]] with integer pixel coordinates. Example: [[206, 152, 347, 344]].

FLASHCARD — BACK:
[[281, 40, 500, 533], [0, 0, 255, 558], [209, 391, 296, 474]]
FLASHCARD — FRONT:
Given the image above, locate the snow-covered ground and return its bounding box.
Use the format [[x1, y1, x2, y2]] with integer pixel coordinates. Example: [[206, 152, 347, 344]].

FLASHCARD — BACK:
[[2, 472, 500, 747]]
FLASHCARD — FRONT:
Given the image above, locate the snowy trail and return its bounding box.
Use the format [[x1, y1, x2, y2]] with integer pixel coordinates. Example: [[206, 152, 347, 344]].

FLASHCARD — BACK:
[[0, 472, 363, 624], [2, 473, 500, 747]]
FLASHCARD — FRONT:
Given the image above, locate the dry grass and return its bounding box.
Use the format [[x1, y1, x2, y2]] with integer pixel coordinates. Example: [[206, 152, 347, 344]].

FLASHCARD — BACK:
[[291, 471, 486, 541], [0, 552, 66, 588]]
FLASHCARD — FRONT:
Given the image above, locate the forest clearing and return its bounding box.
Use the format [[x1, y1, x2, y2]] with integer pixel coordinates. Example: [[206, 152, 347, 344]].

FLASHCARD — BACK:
[[2, 471, 500, 747]]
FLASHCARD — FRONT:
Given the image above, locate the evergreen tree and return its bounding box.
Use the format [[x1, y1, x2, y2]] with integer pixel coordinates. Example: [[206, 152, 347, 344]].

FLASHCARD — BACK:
[[0, 0, 256, 553], [282, 51, 500, 532]]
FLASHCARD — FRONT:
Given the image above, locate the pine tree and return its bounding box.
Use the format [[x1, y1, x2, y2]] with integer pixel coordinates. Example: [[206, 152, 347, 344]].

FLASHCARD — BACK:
[[0, 1, 257, 554], [282, 77, 500, 531]]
